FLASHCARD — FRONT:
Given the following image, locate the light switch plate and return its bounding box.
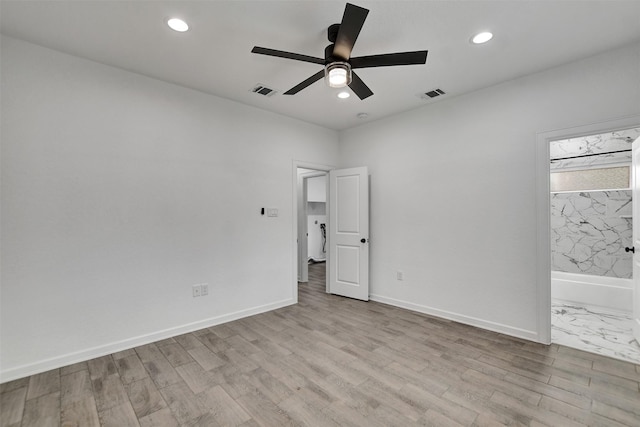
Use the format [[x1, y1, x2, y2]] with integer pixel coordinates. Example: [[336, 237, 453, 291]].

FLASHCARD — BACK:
[[267, 208, 278, 217]]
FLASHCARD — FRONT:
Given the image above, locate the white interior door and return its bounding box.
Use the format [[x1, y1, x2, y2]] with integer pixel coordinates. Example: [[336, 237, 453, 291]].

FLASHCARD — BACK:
[[329, 167, 369, 301], [632, 137, 640, 343]]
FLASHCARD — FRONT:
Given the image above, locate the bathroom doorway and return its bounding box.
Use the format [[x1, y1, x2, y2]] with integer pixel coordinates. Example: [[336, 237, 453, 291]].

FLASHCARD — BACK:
[[548, 126, 640, 363]]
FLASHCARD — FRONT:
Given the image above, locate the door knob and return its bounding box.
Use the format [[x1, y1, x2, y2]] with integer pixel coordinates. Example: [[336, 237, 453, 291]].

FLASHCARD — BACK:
[[625, 246, 635, 253], [360, 238, 367, 243]]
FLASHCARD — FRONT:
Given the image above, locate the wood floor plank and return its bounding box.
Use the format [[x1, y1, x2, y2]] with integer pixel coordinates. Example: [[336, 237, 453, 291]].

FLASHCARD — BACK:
[[173, 333, 204, 351], [158, 381, 207, 425], [26, 369, 60, 400], [243, 367, 293, 404], [137, 408, 179, 427], [157, 342, 194, 367], [187, 346, 226, 371], [61, 396, 100, 427], [60, 370, 92, 407], [141, 356, 181, 389], [591, 399, 640, 426], [219, 348, 259, 373], [236, 389, 298, 427], [0, 377, 29, 395], [134, 344, 165, 363], [441, 387, 522, 426], [419, 408, 467, 427], [278, 394, 340, 427], [462, 368, 542, 406], [490, 390, 585, 427], [111, 349, 137, 360], [208, 364, 256, 400], [98, 402, 139, 427], [59, 362, 88, 377], [538, 395, 630, 427], [511, 374, 591, 411], [198, 385, 252, 426], [0, 386, 27, 427], [87, 356, 117, 381], [116, 356, 148, 385], [175, 362, 217, 394], [124, 378, 166, 419], [22, 391, 60, 427], [197, 332, 232, 354], [92, 374, 129, 413]]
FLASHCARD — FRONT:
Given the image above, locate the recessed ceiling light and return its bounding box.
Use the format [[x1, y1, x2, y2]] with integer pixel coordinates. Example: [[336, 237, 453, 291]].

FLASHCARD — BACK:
[[471, 31, 493, 44], [337, 91, 350, 99], [167, 18, 189, 32]]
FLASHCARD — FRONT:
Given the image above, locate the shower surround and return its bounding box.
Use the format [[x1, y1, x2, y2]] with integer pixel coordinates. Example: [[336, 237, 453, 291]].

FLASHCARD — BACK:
[[550, 128, 639, 279], [551, 190, 632, 278]]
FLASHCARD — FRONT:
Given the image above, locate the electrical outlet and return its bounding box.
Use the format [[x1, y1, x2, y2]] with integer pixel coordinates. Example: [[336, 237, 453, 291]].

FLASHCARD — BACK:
[[201, 283, 209, 296], [267, 208, 278, 217], [397, 271, 404, 281], [192, 284, 201, 297]]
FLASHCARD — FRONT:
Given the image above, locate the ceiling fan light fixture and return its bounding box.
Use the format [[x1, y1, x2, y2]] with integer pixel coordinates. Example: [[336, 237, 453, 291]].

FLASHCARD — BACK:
[[167, 18, 189, 32], [337, 91, 350, 99], [325, 62, 352, 88], [471, 31, 493, 44]]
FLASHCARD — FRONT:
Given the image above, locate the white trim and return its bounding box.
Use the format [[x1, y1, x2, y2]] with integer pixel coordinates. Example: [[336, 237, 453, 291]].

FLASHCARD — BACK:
[[0, 298, 295, 383], [535, 114, 640, 345], [292, 160, 334, 298], [370, 294, 539, 342]]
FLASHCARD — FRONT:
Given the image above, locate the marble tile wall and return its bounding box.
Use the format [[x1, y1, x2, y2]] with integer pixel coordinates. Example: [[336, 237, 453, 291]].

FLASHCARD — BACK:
[[550, 127, 639, 170], [551, 190, 632, 278]]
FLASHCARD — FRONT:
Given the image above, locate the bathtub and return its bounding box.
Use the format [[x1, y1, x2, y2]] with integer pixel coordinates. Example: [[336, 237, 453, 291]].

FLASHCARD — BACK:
[[551, 271, 633, 313]]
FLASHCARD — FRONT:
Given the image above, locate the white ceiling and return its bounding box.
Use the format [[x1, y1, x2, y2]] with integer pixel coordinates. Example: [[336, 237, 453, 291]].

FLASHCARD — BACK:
[[2, 0, 640, 130]]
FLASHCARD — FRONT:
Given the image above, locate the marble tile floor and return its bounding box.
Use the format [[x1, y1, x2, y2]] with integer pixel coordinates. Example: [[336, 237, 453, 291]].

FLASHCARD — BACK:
[[552, 300, 640, 364]]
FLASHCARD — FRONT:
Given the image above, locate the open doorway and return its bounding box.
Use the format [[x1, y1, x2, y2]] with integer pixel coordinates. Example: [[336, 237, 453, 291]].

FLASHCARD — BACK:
[[297, 168, 328, 284], [292, 162, 370, 303], [548, 127, 640, 364], [293, 162, 333, 301]]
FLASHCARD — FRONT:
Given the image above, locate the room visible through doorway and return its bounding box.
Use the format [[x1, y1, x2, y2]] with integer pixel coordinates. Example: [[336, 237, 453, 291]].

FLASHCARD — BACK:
[[548, 126, 640, 364], [296, 166, 329, 291]]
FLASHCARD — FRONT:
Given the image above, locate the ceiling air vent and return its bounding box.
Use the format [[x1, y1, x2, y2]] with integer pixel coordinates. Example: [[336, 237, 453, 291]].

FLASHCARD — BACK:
[[421, 88, 446, 99], [251, 84, 277, 97]]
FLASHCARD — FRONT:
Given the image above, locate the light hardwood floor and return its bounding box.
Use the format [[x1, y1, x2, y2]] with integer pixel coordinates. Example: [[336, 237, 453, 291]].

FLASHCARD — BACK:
[[2, 262, 639, 426]]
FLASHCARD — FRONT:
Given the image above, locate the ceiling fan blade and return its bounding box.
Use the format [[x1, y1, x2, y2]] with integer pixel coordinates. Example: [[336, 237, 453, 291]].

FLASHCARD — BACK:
[[283, 70, 326, 95], [351, 51, 428, 69], [348, 71, 373, 100], [333, 3, 369, 60], [251, 46, 324, 65]]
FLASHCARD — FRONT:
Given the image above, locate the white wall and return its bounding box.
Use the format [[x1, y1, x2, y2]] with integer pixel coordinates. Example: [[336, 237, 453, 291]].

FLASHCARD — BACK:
[[0, 36, 339, 381], [339, 42, 640, 341]]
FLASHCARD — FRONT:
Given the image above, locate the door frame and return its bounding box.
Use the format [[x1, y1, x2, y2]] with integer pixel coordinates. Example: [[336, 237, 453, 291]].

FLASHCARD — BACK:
[[535, 114, 640, 344], [292, 161, 334, 303]]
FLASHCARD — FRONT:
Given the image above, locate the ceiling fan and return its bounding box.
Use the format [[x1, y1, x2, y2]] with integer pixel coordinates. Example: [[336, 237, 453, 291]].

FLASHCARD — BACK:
[[251, 3, 428, 100]]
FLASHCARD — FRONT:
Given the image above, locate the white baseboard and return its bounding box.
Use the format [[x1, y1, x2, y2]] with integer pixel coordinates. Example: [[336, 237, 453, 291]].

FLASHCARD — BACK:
[[0, 298, 295, 383], [369, 294, 540, 342]]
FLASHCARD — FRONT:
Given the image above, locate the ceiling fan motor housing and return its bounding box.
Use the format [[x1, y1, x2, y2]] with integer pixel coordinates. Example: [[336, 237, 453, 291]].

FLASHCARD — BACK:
[[324, 44, 342, 63], [328, 23, 340, 43]]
